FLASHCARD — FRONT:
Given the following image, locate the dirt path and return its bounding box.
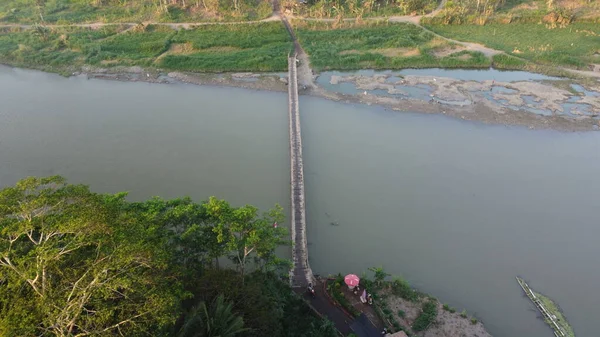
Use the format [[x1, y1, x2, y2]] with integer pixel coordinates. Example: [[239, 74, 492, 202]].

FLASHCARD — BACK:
[[280, 15, 316, 89]]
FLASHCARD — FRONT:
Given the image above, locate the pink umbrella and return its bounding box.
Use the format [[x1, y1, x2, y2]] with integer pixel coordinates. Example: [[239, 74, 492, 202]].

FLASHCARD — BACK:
[[344, 274, 360, 288]]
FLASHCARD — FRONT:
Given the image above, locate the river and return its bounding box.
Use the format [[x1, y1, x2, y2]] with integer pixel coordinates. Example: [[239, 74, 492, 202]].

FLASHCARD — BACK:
[[1, 66, 599, 337]]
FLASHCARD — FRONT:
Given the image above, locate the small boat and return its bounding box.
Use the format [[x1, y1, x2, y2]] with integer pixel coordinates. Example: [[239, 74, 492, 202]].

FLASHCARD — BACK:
[[516, 277, 574, 337]]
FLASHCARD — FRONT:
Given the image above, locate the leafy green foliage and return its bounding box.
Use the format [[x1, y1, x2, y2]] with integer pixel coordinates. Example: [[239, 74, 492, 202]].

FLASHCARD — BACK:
[[412, 300, 438, 331], [369, 266, 390, 286], [178, 294, 248, 337], [205, 196, 287, 279], [391, 277, 418, 302], [0, 22, 292, 72], [0, 176, 180, 336], [0, 176, 330, 337]]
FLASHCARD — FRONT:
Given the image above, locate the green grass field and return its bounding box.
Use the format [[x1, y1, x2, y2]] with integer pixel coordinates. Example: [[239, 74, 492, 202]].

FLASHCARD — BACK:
[[0, 0, 273, 24], [0, 22, 291, 72], [294, 21, 491, 71], [426, 23, 600, 69]]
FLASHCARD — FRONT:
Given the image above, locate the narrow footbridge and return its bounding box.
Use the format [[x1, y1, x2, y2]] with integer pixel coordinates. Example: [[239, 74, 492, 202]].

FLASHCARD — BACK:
[[288, 54, 314, 289]]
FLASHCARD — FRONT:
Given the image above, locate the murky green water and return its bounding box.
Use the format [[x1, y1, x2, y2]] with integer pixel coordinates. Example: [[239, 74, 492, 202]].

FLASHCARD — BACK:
[[2, 66, 600, 337]]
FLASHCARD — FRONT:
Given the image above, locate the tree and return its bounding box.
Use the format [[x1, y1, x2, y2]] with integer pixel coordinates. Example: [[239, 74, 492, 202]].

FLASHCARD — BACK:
[[178, 294, 248, 337], [369, 266, 390, 287], [0, 176, 181, 336], [205, 197, 288, 281]]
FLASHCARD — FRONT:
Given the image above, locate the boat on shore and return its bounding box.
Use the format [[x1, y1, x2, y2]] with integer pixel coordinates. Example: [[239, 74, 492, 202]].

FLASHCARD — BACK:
[[516, 277, 575, 337]]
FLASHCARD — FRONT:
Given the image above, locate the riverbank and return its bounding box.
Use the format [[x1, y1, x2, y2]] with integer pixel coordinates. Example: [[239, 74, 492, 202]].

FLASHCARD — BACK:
[[3, 62, 600, 131], [325, 273, 492, 337], [5, 62, 597, 132]]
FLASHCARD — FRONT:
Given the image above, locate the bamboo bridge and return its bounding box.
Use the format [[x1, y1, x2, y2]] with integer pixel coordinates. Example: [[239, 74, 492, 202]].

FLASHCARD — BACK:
[[287, 53, 315, 289]]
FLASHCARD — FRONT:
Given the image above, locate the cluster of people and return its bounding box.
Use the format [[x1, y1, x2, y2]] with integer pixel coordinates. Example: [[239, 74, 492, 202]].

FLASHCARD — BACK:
[[352, 286, 373, 305]]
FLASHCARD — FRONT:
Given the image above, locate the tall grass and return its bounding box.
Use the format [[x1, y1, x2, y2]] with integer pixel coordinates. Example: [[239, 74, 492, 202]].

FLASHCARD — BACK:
[[0, 22, 292, 72], [295, 22, 491, 70], [0, 0, 273, 24], [161, 22, 292, 71], [426, 23, 600, 69]]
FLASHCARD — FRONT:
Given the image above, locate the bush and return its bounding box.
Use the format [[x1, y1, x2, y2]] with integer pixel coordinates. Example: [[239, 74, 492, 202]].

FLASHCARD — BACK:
[[327, 280, 361, 318], [471, 318, 478, 324], [442, 304, 450, 311], [391, 277, 418, 302], [460, 310, 468, 318], [412, 301, 437, 332], [398, 309, 405, 318]]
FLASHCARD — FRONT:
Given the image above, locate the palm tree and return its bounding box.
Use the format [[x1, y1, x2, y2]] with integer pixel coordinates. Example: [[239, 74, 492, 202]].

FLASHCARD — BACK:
[[178, 294, 248, 337]]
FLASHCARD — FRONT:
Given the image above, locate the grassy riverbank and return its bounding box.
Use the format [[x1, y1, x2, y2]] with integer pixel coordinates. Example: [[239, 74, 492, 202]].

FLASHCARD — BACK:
[[0, 0, 273, 24], [294, 21, 491, 71], [426, 23, 600, 69], [0, 22, 291, 73]]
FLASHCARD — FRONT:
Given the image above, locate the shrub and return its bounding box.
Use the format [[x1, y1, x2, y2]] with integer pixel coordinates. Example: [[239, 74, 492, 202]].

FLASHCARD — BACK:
[[398, 310, 405, 318], [471, 317, 478, 325], [412, 301, 437, 332], [391, 277, 418, 302], [327, 280, 361, 318], [460, 310, 468, 318]]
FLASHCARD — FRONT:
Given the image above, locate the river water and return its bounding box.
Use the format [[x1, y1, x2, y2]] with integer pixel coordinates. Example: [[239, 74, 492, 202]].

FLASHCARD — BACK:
[[1, 66, 599, 337]]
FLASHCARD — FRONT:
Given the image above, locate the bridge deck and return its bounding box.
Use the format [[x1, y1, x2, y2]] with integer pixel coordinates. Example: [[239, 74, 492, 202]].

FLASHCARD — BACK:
[[288, 54, 314, 289]]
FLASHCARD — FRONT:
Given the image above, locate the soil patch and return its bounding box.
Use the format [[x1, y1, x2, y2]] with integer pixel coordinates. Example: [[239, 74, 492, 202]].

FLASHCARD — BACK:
[[340, 48, 420, 57], [458, 53, 472, 60], [100, 59, 120, 65], [169, 42, 195, 54], [201, 46, 243, 53], [375, 48, 420, 57], [381, 289, 491, 337], [433, 46, 467, 57]]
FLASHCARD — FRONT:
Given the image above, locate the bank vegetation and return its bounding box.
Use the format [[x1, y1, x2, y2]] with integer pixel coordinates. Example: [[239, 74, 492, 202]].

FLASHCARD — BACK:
[[0, 22, 292, 73], [0, 176, 337, 337], [0, 0, 274, 24]]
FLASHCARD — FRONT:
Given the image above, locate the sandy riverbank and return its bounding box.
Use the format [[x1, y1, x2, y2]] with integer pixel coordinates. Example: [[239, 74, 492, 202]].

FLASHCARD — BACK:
[[12, 63, 598, 132], [380, 288, 492, 337]]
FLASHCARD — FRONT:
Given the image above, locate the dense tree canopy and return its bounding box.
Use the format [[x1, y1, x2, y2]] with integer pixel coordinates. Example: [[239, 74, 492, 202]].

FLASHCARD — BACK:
[[0, 176, 335, 337]]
